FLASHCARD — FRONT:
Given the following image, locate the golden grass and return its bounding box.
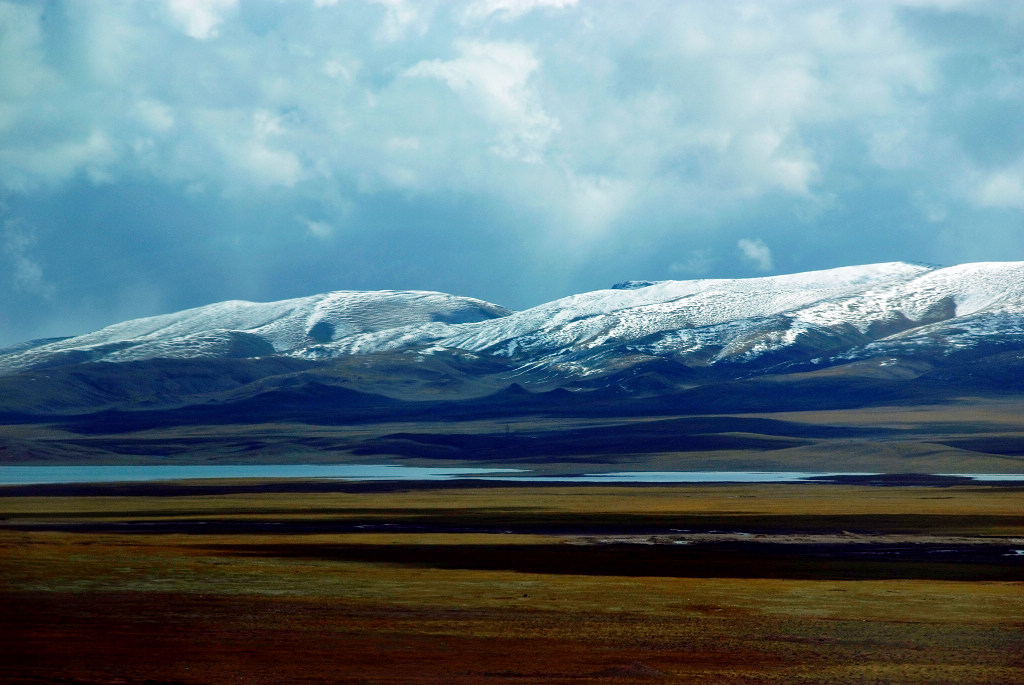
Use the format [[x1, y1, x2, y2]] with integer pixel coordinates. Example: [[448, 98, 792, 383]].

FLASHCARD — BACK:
[[3, 482, 1023, 520], [4, 529, 1023, 622], [3, 482, 1023, 683]]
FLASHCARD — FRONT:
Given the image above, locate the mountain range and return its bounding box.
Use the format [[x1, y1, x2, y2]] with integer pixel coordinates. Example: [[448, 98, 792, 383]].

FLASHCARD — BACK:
[[2, 261, 1024, 421]]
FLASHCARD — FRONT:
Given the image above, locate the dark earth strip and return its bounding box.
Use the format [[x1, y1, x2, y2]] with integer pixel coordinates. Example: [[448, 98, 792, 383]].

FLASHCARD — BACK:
[[215, 541, 1024, 581], [2, 474, 1022, 498], [5, 513, 1024, 536]]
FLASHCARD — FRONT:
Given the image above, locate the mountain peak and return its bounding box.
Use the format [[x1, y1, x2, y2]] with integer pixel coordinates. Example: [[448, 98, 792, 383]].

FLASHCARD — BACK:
[[611, 280, 662, 290]]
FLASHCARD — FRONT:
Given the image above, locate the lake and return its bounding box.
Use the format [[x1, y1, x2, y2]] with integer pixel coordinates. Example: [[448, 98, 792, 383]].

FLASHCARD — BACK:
[[2, 464, 1023, 485]]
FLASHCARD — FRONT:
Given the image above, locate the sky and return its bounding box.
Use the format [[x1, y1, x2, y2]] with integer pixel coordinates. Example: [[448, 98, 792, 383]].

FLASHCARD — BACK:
[[1, 0, 1023, 346]]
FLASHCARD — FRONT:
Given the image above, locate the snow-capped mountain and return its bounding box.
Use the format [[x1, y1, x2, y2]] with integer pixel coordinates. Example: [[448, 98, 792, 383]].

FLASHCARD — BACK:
[[3, 262, 1024, 381], [0, 291, 510, 375]]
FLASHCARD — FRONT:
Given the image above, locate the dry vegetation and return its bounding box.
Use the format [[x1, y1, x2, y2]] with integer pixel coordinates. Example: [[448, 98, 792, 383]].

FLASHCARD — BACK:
[[2, 481, 1023, 683]]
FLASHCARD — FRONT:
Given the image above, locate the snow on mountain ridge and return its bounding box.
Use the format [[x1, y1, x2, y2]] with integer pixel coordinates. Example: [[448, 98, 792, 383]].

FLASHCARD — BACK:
[[2, 261, 1022, 377], [430, 262, 932, 359], [0, 290, 511, 374]]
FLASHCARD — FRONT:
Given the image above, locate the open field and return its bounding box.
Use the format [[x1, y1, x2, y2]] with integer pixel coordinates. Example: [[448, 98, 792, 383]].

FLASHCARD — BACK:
[[2, 480, 1023, 683]]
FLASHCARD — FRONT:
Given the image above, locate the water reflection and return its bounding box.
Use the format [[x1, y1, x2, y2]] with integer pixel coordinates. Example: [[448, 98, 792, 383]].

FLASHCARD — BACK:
[[0, 464, 521, 485], [1, 465, 1022, 486]]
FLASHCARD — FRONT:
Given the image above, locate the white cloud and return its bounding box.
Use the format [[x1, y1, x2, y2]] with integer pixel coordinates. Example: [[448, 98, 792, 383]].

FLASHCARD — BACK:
[[300, 217, 335, 239], [369, 0, 422, 42], [406, 41, 559, 163], [314, 0, 426, 41], [181, 109, 304, 189], [0, 0, 1020, 254], [735, 128, 818, 195], [237, 112, 304, 188], [134, 100, 175, 133], [0, 2, 56, 99], [0, 130, 116, 190], [968, 168, 1024, 211], [0, 1, 977, 204], [164, 0, 238, 40], [2, 218, 54, 300], [240, 143, 303, 188], [322, 59, 357, 82], [670, 249, 715, 276], [562, 172, 634, 236], [463, 0, 578, 22], [738, 238, 774, 272], [386, 137, 420, 152]]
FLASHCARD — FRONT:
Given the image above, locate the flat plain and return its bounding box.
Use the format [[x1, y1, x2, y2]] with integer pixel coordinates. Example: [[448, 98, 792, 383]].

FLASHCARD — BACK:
[[2, 478, 1023, 684]]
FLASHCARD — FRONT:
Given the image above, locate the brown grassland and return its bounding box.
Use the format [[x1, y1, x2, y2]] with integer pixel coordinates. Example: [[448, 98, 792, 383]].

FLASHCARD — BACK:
[[2, 480, 1023, 684]]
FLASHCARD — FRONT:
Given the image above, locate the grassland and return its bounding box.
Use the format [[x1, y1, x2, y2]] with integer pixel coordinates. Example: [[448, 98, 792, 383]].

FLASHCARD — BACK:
[[2, 480, 1022, 683]]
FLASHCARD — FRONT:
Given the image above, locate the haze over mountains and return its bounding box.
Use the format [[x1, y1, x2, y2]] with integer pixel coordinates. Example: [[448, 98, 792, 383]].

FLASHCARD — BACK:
[[2, 261, 1024, 420]]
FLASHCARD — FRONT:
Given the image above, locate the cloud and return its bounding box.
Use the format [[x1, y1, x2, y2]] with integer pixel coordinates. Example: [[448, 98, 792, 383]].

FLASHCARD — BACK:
[[0, 1, 999, 208], [738, 238, 774, 272], [968, 167, 1024, 211], [463, 0, 578, 22], [2, 217, 55, 300], [0, 130, 117, 191], [301, 217, 335, 239], [0, 0, 1023, 346], [164, 0, 238, 40], [133, 99, 176, 133], [670, 249, 715, 277], [406, 41, 558, 163], [0, 2, 56, 99]]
